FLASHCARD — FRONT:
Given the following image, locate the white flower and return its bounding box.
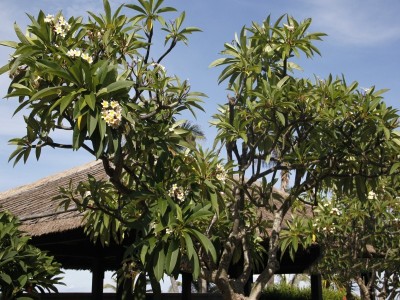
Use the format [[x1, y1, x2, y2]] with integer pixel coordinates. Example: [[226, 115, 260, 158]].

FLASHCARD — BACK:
[[284, 24, 295, 31], [81, 53, 93, 64], [110, 101, 119, 109], [362, 87, 371, 93], [150, 62, 166, 73], [166, 228, 172, 235], [368, 191, 377, 200], [101, 100, 109, 108], [58, 16, 67, 26], [54, 25, 65, 36], [53, 15, 71, 37], [168, 184, 187, 202], [168, 184, 178, 197], [101, 100, 122, 128], [215, 163, 227, 183], [64, 22, 71, 31], [66, 49, 81, 58], [44, 14, 54, 23], [330, 207, 341, 216]]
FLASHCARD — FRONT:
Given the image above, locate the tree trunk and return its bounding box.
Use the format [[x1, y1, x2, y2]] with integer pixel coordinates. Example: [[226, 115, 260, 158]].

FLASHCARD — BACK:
[[356, 276, 371, 300], [198, 278, 207, 293]]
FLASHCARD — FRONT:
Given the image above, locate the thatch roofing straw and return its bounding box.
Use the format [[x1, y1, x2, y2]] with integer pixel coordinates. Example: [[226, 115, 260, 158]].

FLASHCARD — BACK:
[[0, 160, 106, 236]]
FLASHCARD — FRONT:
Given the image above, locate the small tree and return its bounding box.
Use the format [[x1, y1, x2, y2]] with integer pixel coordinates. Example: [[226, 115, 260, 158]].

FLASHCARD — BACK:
[[0, 211, 63, 299]]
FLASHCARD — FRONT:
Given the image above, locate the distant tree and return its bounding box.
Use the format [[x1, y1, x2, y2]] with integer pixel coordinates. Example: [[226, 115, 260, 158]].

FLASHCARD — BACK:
[[0, 211, 63, 300], [303, 184, 400, 300], [2, 1, 400, 300]]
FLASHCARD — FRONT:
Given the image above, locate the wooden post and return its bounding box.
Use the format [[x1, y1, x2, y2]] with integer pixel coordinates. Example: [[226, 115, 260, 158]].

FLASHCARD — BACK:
[[91, 257, 104, 300], [311, 274, 323, 300], [182, 272, 193, 300]]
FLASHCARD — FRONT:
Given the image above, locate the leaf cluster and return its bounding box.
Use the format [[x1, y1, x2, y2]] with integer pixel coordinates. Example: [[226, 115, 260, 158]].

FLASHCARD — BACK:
[[0, 211, 63, 300]]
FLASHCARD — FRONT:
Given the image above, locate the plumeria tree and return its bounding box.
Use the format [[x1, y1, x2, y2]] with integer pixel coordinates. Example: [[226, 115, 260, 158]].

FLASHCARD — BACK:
[[208, 15, 400, 300], [0, 0, 226, 296], [2, 1, 400, 300]]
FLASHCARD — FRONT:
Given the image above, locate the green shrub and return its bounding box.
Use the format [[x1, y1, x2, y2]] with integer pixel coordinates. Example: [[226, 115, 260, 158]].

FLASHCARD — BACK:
[[262, 283, 346, 300], [0, 210, 63, 300]]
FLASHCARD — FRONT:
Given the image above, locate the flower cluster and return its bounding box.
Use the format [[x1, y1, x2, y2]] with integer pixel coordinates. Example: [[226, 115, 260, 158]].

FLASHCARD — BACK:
[[330, 207, 342, 216], [45, 14, 71, 38], [66, 49, 93, 64], [66, 49, 81, 58], [284, 23, 295, 31], [168, 184, 188, 202], [101, 100, 122, 128], [150, 62, 166, 73], [322, 226, 335, 234], [215, 163, 227, 183], [367, 191, 377, 200]]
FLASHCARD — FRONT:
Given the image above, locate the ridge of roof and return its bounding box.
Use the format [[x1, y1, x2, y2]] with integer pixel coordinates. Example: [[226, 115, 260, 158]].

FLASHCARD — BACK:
[[0, 160, 102, 199]]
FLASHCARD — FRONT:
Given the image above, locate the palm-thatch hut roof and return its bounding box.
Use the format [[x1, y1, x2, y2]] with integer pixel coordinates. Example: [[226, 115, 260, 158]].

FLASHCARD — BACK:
[[0, 160, 106, 236]]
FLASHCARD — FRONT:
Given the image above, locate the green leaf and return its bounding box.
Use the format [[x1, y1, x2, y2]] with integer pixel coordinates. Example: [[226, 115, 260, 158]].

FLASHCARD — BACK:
[[0, 63, 10, 75], [14, 23, 30, 44], [187, 228, 216, 262], [84, 93, 97, 111], [87, 113, 98, 137], [132, 272, 146, 299], [152, 246, 166, 281], [17, 275, 28, 287], [59, 93, 76, 115], [191, 253, 200, 280], [277, 75, 290, 88], [165, 239, 179, 274], [183, 232, 194, 259], [276, 111, 285, 125], [0, 273, 12, 284], [31, 86, 63, 101], [140, 244, 149, 264], [97, 80, 134, 96], [0, 40, 18, 48]]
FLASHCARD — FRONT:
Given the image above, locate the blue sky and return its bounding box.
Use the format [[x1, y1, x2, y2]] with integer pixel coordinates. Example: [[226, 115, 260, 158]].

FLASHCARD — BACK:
[[1, 0, 400, 191], [0, 0, 400, 291]]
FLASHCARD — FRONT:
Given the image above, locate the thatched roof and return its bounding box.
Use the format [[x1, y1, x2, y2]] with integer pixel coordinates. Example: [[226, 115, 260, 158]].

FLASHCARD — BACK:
[[0, 160, 106, 236]]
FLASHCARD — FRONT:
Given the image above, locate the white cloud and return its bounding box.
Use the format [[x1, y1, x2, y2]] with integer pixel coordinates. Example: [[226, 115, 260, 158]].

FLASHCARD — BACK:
[[300, 0, 400, 45]]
